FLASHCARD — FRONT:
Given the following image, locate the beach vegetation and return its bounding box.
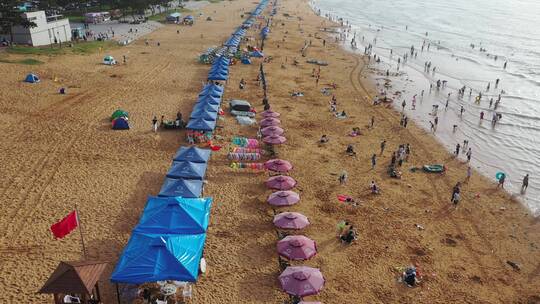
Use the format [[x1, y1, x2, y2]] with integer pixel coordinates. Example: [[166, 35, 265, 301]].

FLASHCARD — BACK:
[[0, 57, 44, 65], [7, 40, 118, 56]]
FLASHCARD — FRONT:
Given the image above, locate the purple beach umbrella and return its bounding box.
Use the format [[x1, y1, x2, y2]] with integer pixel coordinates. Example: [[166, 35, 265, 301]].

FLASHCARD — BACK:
[[260, 117, 281, 127], [261, 110, 281, 118], [268, 191, 300, 207], [279, 266, 325, 297], [263, 135, 287, 145], [273, 212, 309, 229], [264, 159, 293, 172], [265, 175, 297, 190], [277, 235, 317, 261], [261, 126, 284, 136]]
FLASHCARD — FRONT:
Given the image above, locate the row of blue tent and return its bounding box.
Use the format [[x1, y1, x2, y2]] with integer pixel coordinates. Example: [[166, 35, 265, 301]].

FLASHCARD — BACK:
[[207, 56, 230, 81], [110, 0, 271, 286], [111, 147, 213, 284], [185, 82, 224, 131]]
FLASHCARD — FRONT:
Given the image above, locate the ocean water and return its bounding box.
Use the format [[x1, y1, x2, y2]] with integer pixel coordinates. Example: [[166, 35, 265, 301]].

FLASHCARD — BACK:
[[311, 0, 540, 214]]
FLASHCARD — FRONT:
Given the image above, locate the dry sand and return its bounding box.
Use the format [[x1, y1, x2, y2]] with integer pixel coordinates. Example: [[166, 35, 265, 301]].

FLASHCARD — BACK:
[[0, 0, 539, 303]]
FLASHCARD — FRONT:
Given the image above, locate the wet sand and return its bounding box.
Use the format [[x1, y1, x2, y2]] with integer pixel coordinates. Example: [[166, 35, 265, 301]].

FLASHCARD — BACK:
[[0, 0, 539, 303]]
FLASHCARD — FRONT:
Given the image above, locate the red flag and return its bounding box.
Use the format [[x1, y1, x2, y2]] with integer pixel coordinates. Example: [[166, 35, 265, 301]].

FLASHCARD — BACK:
[[50, 211, 78, 239]]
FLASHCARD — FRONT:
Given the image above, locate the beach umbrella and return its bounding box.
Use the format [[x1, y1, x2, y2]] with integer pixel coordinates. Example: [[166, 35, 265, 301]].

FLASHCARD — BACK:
[[261, 126, 284, 136], [266, 175, 297, 190], [278, 266, 325, 297], [268, 191, 300, 207], [261, 110, 280, 118], [263, 135, 287, 145], [273, 212, 309, 229], [260, 117, 281, 127], [277, 235, 317, 261], [265, 159, 293, 172]]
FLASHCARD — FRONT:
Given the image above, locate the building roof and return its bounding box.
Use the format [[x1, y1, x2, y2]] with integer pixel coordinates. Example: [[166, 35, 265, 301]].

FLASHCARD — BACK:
[[38, 261, 108, 295]]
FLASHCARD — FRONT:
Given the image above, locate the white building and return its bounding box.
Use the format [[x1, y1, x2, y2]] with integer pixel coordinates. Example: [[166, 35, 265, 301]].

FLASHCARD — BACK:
[[6, 11, 72, 46]]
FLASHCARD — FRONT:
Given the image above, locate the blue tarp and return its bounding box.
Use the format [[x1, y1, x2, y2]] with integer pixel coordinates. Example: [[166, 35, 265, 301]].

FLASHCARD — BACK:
[[134, 196, 212, 234], [186, 118, 217, 131], [232, 28, 246, 37], [190, 108, 218, 121], [166, 161, 208, 180], [224, 35, 241, 47], [207, 69, 229, 81], [159, 178, 204, 198], [193, 102, 219, 113], [110, 232, 206, 283], [200, 83, 224, 94], [173, 146, 211, 163], [196, 94, 221, 105]]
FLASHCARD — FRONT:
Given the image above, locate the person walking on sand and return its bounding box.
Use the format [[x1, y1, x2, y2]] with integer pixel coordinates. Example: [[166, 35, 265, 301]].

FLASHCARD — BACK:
[[401, 100, 406, 112], [339, 171, 348, 185], [405, 143, 411, 161], [412, 95, 417, 110], [152, 116, 158, 133], [451, 190, 461, 209], [380, 140, 386, 155], [460, 106, 465, 117], [465, 166, 472, 182], [403, 116, 409, 128], [451, 182, 461, 202], [521, 174, 529, 193], [370, 116, 375, 128], [371, 154, 377, 170]]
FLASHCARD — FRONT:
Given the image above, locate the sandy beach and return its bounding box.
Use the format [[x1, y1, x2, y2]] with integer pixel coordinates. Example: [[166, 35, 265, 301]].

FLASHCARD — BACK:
[[0, 0, 539, 303]]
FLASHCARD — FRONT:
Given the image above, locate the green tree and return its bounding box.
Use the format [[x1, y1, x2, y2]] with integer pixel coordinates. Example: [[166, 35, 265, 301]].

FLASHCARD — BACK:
[[0, 0, 37, 43]]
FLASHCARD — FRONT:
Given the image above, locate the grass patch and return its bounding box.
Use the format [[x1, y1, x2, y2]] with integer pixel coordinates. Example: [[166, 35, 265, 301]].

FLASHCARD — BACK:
[[0, 57, 44, 65], [208, 0, 223, 3], [147, 8, 193, 22], [7, 40, 118, 56], [65, 15, 86, 23]]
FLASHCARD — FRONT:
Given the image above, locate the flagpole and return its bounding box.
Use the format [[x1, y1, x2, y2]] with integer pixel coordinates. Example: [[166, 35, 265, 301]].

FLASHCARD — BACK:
[[75, 204, 88, 260]]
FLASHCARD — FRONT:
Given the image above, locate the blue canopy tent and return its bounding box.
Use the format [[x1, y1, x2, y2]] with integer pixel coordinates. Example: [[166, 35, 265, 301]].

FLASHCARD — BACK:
[[190, 108, 218, 121], [224, 35, 241, 48], [232, 28, 246, 37], [196, 94, 222, 105], [186, 118, 216, 131], [133, 196, 212, 234], [166, 161, 208, 180], [110, 233, 206, 283], [193, 102, 219, 113], [159, 178, 204, 198], [189, 109, 217, 121], [207, 69, 229, 81], [200, 83, 224, 94], [173, 146, 211, 163], [198, 89, 223, 99]]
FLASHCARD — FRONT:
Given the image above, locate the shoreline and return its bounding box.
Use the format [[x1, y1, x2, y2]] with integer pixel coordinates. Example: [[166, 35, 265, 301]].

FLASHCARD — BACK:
[[310, 0, 540, 216]]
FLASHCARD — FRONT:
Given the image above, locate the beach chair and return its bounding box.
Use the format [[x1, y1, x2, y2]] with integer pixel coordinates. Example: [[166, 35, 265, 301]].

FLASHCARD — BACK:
[[182, 284, 193, 302]]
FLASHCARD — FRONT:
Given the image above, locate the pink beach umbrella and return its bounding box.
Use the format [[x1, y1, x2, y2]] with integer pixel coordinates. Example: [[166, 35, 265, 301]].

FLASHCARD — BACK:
[[265, 159, 293, 172], [266, 175, 297, 190], [273, 212, 310, 229], [279, 266, 325, 297], [260, 117, 281, 127], [268, 191, 300, 207], [277, 235, 317, 261], [263, 135, 287, 145], [261, 110, 281, 118], [261, 126, 284, 136]]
